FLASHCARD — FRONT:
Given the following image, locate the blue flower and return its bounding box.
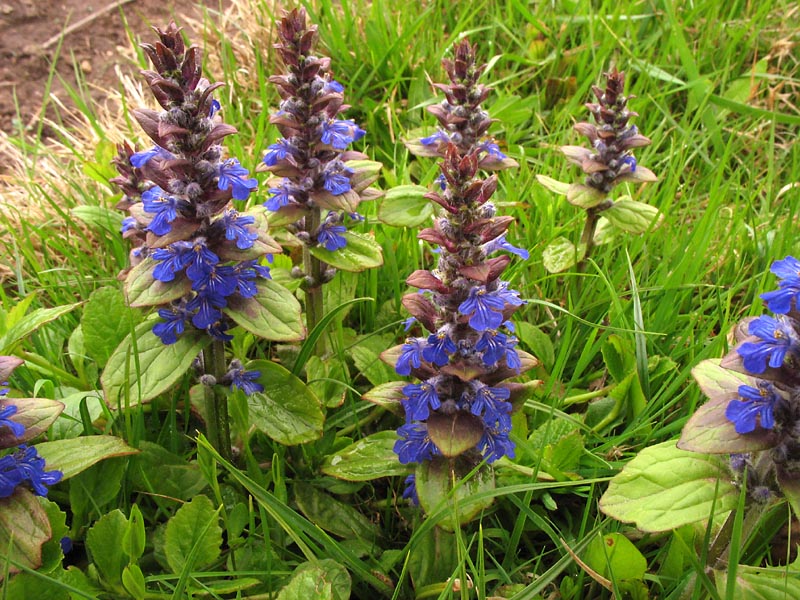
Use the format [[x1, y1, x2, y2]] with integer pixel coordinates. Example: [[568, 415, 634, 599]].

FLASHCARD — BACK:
[[187, 293, 226, 330], [737, 315, 800, 374], [152, 307, 188, 345], [761, 256, 800, 314], [402, 381, 441, 421], [218, 158, 258, 200], [121, 216, 138, 235], [435, 174, 447, 191], [725, 382, 779, 434], [322, 163, 353, 195], [422, 331, 456, 366], [402, 317, 417, 331], [209, 99, 221, 118], [477, 423, 515, 463], [185, 240, 220, 282], [317, 220, 347, 252], [401, 474, 419, 505], [395, 338, 426, 376], [0, 453, 23, 498], [0, 405, 25, 438], [458, 286, 507, 331], [265, 181, 296, 211], [142, 186, 179, 235], [476, 330, 522, 371], [320, 119, 365, 149], [8, 445, 62, 497], [394, 423, 440, 464], [621, 155, 637, 172], [323, 79, 344, 94], [219, 209, 258, 250], [191, 264, 239, 298], [263, 139, 294, 166], [420, 131, 450, 146], [130, 145, 173, 168], [230, 368, 264, 395], [483, 235, 530, 260], [206, 320, 234, 342], [469, 384, 512, 426], [152, 241, 194, 282], [479, 141, 507, 159]]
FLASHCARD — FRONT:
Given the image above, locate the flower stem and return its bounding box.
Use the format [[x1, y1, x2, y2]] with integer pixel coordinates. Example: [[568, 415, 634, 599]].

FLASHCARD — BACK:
[[304, 209, 326, 356], [202, 341, 231, 462]]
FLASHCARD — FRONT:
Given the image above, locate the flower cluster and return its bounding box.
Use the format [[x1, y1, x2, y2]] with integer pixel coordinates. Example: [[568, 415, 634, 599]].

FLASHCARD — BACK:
[[111, 22, 277, 360], [385, 41, 536, 499], [562, 68, 655, 195], [261, 8, 380, 267], [686, 256, 800, 501], [0, 358, 61, 499]]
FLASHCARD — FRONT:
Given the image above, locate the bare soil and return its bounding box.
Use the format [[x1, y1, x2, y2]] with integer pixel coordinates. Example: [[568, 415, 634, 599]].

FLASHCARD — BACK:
[[0, 0, 222, 137]]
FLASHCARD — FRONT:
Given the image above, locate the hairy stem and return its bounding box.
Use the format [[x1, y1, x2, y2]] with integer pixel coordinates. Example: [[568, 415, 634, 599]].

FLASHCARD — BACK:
[[304, 208, 326, 356], [202, 341, 231, 461]]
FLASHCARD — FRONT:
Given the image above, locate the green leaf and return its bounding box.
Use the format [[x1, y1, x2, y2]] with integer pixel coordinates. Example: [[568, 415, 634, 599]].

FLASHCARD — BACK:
[[128, 441, 207, 500], [309, 231, 384, 272], [50, 391, 104, 439], [164, 495, 222, 574], [535, 174, 570, 196], [680, 360, 777, 454], [306, 356, 349, 408], [415, 457, 495, 530], [36, 436, 139, 480], [362, 381, 405, 416], [81, 287, 138, 368], [247, 360, 325, 445], [714, 564, 800, 599], [294, 483, 379, 541], [543, 236, 583, 273], [602, 334, 634, 382], [426, 411, 484, 458], [122, 564, 146, 600], [68, 457, 128, 522], [321, 431, 411, 481], [599, 440, 738, 532], [224, 278, 305, 342], [377, 184, 434, 227], [124, 258, 192, 308], [516, 322, 554, 370], [276, 560, 354, 600], [0, 303, 81, 355], [102, 323, 209, 407], [70, 206, 123, 236], [584, 532, 647, 581], [0, 489, 51, 578], [603, 199, 662, 234], [0, 397, 63, 447], [566, 183, 606, 208], [348, 334, 396, 386], [85, 510, 128, 590], [123, 504, 146, 562]]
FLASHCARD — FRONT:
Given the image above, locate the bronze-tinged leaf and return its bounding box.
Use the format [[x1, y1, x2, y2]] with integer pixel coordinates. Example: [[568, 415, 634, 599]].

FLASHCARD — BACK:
[[0, 488, 51, 578], [483, 349, 539, 384], [417, 228, 448, 247], [362, 382, 406, 416], [440, 361, 486, 382], [124, 258, 193, 308], [0, 398, 64, 447], [406, 270, 449, 293], [146, 219, 202, 249], [560, 145, 593, 166], [0, 356, 23, 382], [677, 393, 778, 454], [401, 293, 437, 333], [132, 109, 164, 145], [426, 412, 484, 458], [311, 189, 359, 212], [479, 155, 519, 171], [720, 340, 783, 382], [617, 166, 658, 184], [379, 345, 437, 380]]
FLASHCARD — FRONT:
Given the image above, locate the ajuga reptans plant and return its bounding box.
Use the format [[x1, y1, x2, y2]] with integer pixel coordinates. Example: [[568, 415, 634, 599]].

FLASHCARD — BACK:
[[261, 8, 383, 352], [537, 68, 659, 273], [681, 256, 800, 511], [376, 40, 538, 511], [111, 23, 302, 458]]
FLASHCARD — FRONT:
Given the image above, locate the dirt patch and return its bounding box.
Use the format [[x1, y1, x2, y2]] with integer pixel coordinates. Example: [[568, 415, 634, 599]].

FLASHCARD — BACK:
[[0, 0, 224, 137]]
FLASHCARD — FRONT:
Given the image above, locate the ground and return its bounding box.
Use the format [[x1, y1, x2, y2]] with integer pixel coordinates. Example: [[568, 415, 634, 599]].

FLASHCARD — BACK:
[[0, 0, 222, 137]]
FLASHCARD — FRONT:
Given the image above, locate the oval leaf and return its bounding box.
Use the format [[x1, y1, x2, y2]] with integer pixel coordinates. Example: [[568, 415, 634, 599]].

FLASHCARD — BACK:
[[0, 398, 64, 447], [294, 482, 378, 541], [599, 440, 738, 532], [0, 303, 81, 355], [603, 199, 662, 234], [224, 279, 305, 342], [535, 174, 570, 196], [416, 457, 495, 531], [378, 185, 434, 227], [566, 183, 606, 208], [362, 382, 405, 416], [164, 495, 222, 574], [81, 286, 139, 368], [247, 359, 324, 445], [124, 258, 192, 308], [102, 323, 210, 407], [309, 231, 384, 272], [321, 431, 411, 481], [36, 435, 139, 480], [0, 489, 51, 578], [543, 236, 583, 273]]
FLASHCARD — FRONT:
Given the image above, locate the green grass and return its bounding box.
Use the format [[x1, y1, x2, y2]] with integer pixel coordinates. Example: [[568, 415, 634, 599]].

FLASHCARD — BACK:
[[1, 0, 799, 598]]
